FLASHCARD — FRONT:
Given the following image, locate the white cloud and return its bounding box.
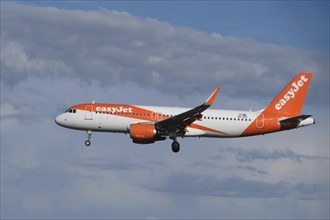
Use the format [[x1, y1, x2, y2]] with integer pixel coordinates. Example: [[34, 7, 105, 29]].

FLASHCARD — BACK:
[[1, 2, 328, 101], [1, 42, 72, 85]]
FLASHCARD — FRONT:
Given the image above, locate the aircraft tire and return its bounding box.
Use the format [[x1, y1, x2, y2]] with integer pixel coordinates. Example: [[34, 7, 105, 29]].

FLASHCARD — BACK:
[[85, 140, 91, 146], [171, 141, 180, 153]]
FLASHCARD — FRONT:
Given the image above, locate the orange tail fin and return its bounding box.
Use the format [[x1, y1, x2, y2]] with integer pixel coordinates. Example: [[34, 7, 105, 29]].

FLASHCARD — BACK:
[[263, 73, 312, 117]]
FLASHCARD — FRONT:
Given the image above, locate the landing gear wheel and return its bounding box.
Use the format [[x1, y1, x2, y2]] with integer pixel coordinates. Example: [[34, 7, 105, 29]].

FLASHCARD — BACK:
[[84, 130, 92, 147], [171, 141, 180, 153]]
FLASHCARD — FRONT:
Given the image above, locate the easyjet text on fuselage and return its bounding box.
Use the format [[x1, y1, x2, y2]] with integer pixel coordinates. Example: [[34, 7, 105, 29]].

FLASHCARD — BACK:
[[96, 106, 133, 113]]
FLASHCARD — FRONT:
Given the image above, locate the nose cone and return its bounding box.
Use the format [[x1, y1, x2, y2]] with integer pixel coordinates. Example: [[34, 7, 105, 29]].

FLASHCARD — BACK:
[[55, 114, 65, 127]]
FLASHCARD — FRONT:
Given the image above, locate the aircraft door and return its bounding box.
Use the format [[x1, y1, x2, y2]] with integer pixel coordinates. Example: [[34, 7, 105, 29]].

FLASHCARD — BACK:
[[85, 105, 93, 120], [256, 113, 264, 128]]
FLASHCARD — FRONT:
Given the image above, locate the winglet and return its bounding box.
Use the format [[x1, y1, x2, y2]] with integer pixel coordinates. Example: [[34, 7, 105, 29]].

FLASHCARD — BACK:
[[205, 87, 220, 105]]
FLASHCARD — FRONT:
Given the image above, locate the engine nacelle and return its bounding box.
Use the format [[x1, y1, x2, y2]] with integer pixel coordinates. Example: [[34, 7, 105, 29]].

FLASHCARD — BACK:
[[130, 123, 156, 144]]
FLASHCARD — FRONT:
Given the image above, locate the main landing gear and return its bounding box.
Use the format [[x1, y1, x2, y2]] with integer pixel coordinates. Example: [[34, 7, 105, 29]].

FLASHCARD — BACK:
[[85, 130, 92, 146], [170, 137, 180, 153]]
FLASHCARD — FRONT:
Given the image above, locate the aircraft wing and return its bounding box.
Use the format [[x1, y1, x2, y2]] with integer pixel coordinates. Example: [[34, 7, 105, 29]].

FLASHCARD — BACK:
[[155, 88, 220, 136]]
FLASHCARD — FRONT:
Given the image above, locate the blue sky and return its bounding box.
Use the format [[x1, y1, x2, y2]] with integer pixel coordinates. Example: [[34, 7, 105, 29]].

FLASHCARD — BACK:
[[1, 1, 329, 219]]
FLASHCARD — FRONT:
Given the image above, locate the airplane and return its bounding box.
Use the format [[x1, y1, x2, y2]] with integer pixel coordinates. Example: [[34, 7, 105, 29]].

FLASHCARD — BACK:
[[55, 73, 315, 153]]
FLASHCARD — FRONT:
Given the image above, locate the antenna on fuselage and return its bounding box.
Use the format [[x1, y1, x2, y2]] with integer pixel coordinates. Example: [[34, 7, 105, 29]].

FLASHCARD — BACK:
[[92, 100, 95, 104]]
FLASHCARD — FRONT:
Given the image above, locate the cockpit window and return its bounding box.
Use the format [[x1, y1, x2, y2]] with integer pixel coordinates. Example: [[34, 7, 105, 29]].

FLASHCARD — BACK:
[[65, 108, 77, 113]]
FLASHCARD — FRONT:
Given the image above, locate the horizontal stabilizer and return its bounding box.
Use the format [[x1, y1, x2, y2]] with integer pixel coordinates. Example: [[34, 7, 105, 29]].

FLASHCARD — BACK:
[[279, 115, 312, 129]]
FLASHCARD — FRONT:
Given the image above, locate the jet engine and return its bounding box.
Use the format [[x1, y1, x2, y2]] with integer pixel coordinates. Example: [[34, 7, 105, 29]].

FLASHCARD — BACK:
[[130, 123, 157, 144]]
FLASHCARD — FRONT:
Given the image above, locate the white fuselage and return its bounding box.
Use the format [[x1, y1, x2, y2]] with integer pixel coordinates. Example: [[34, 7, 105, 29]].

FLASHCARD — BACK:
[[55, 105, 259, 138]]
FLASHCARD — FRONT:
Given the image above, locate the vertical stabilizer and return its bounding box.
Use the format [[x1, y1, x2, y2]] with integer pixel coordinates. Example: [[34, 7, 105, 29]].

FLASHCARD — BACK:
[[263, 73, 312, 116]]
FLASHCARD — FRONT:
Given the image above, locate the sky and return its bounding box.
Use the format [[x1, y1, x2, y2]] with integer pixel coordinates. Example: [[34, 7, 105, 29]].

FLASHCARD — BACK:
[[1, 1, 329, 219]]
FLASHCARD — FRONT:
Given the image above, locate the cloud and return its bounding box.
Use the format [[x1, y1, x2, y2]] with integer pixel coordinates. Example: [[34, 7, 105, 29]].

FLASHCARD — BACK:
[[1, 118, 172, 218], [154, 172, 329, 200], [216, 147, 330, 163], [1, 2, 328, 104], [70, 156, 146, 171], [236, 165, 267, 175], [1, 42, 72, 86]]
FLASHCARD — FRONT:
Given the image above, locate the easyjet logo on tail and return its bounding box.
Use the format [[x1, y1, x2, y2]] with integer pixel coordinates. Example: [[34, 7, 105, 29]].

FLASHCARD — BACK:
[[275, 75, 308, 110]]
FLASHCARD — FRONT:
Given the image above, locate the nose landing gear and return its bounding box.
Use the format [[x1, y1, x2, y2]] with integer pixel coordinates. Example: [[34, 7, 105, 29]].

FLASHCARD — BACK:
[[85, 130, 92, 146]]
